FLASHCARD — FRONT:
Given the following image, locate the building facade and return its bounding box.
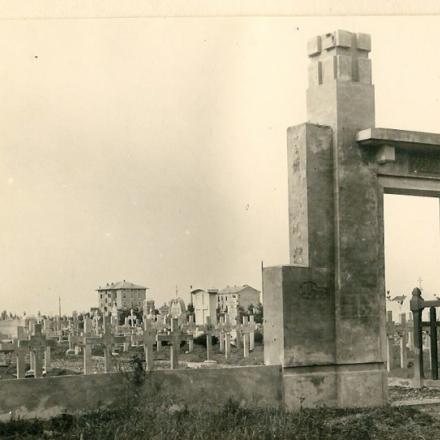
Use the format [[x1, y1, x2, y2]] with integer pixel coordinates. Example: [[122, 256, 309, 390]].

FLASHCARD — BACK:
[[97, 280, 147, 314], [218, 284, 260, 315], [191, 288, 218, 326]]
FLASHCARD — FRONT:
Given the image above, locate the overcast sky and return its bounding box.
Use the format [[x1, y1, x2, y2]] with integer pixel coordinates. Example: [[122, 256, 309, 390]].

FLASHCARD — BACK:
[[1, 15, 440, 316]]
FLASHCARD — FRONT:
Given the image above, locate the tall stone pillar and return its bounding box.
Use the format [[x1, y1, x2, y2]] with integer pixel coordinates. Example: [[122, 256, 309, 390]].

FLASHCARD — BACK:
[[263, 30, 387, 409]]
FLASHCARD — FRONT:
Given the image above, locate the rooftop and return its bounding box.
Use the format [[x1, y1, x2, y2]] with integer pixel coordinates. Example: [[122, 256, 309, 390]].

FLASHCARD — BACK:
[[96, 280, 147, 291], [219, 284, 259, 294]]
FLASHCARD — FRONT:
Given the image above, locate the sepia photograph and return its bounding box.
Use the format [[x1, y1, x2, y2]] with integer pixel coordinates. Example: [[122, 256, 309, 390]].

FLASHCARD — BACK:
[[1, 3, 440, 438]]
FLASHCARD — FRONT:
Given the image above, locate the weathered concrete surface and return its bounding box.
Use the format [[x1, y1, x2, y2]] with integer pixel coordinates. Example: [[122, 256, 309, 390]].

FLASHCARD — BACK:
[[0, 365, 282, 421], [264, 265, 335, 368], [264, 30, 388, 409], [283, 363, 386, 410]]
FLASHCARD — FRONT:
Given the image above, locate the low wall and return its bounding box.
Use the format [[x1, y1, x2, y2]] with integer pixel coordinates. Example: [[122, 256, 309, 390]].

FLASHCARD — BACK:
[[0, 365, 283, 421]]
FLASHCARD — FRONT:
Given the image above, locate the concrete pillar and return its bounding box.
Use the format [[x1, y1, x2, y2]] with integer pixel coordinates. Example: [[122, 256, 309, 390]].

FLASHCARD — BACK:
[[263, 30, 387, 409]]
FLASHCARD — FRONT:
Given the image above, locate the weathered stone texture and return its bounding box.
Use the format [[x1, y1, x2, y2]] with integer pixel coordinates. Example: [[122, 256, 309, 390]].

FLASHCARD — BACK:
[[264, 29, 388, 409]]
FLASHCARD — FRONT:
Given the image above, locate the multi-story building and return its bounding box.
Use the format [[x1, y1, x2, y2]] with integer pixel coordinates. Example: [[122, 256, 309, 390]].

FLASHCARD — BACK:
[[97, 280, 147, 314], [190, 288, 218, 326], [217, 284, 260, 315]]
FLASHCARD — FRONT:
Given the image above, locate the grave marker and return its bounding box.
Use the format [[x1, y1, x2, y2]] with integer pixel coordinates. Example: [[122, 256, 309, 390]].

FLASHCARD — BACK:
[[157, 318, 192, 369]]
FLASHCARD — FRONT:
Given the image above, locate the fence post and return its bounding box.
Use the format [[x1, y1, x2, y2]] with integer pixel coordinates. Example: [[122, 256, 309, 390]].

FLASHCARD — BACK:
[[430, 306, 438, 380]]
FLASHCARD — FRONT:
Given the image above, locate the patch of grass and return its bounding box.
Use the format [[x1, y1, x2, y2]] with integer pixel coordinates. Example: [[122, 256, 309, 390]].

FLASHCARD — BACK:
[[2, 396, 440, 440]]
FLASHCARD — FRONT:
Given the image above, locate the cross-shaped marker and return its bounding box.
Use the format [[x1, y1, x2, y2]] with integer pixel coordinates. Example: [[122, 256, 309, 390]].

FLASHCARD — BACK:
[[142, 319, 157, 371], [0, 326, 29, 379], [203, 316, 216, 361], [29, 323, 55, 377], [157, 318, 192, 369], [241, 316, 252, 358], [100, 316, 127, 373]]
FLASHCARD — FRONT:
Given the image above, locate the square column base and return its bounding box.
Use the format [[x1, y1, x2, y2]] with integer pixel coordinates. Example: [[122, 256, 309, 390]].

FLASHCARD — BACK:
[[282, 363, 387, 410]]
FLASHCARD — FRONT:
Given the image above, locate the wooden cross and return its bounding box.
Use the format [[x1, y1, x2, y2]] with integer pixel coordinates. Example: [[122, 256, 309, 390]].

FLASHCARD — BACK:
[[241, 316, 252, 358], [233, 316, 243, 349], [83, 334, 101, 375], [182, 315, 197, 352], [29, 323, 55, 377], [100, 316, 127, 373], [248, 315, 257, 351], [385, 310, 395, 372], [155, 316, 168, 352], [68, 333, 83, 351], [157, 318, 192, 369], [82, 317, 93, 336], [141, 319, 156, 371], [0, 326, 29, 379], [92, 314, 101, 335], [203, 316, 216, 361], [217, 316, 227, 353]]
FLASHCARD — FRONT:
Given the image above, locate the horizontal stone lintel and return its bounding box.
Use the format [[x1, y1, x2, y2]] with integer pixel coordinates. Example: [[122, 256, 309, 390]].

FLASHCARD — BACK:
[[357, 127, 440, 153]]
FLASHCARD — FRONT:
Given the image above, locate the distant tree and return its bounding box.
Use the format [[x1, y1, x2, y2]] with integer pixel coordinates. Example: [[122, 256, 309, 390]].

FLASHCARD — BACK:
[[236, 305, 246, 322], [254, 302, 263, 324], [1, 310, 7, 320], [187, 303, 194, 316]]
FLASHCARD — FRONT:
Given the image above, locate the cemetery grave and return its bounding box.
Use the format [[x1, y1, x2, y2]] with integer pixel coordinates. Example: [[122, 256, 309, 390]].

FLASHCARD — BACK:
[[0, 312, 264, 381]]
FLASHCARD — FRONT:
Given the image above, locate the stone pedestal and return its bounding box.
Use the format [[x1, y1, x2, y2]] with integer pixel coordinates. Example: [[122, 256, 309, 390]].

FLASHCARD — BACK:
[[263, 30, 387, 409]]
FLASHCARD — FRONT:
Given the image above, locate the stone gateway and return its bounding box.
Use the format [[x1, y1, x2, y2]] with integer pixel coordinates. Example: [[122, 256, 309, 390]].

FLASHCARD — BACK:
[[264, 29, 440, 409]]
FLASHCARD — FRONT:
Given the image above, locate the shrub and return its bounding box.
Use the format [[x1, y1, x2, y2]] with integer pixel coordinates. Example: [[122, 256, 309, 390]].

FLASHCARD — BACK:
[[193, 334, 218, 347], [254, 331, 263, 344]]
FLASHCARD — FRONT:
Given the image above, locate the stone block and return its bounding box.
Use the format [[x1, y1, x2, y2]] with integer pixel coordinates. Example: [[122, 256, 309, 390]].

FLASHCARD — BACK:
[[335, 30, 352, 48], [357, 33, 371, 52], [287, 123, 334, 268], [336, 55, 352, 81], [376, 145, 395, 164], [358, 57, 372, 84], [322, 33, 336, 50], [308, 61, 322, 87], [307, 36, 321, 57], [263, 265, 335, 368], [282, 363, 387, 410], [321, 56, 336, 83], [283, 366, 337, 409]]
